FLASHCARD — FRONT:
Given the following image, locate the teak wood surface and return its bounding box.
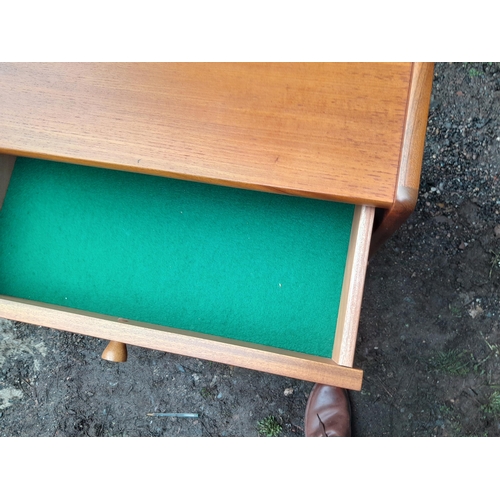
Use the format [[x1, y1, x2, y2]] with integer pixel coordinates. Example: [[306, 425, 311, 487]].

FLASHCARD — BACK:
[[0, 154, 15, 211], [370, 62, 434, 254], [332, 205, 374, 367], [0, 63, 413, 207], [0, 296, 364, 390], [0, 63, 434, 390]]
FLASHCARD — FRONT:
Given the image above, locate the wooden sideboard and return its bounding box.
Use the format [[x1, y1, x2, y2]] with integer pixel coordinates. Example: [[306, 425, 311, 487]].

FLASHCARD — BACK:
[[0, 63, 434, 391]]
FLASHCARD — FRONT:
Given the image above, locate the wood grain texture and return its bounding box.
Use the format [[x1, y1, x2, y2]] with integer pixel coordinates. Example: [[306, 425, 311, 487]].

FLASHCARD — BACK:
[[370, 62, 434, 255], [332, 205, 374, 366], [0, 63, 413, 206], [0, 296, 363, 390], [0, 154, 15, 211]]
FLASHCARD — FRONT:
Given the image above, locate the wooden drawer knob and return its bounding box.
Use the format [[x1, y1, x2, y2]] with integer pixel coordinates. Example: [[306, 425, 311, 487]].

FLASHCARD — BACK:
[[102, 341, 128, 362]]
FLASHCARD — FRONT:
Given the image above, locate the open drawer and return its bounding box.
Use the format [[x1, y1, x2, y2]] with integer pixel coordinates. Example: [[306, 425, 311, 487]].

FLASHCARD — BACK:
[[0, 154, 373, 391]]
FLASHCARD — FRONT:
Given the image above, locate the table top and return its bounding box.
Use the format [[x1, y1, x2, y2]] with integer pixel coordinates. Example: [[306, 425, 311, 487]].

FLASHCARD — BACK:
[[0, 63, 416, 207]]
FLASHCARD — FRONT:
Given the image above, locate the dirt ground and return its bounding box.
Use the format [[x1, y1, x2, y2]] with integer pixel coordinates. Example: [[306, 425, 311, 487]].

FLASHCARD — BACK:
[[1, 62, 499, 437]]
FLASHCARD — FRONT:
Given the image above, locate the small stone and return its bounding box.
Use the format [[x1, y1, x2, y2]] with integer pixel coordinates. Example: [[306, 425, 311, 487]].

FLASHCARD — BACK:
[[433, 215, 450, 224], [469, 305, 484, 319], [284, 387, 294, 396], [494, 225, 500, 238]]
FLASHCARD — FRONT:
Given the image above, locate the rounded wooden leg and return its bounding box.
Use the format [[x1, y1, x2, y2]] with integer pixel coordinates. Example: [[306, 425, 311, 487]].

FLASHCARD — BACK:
[[102, 341, 128, 362]]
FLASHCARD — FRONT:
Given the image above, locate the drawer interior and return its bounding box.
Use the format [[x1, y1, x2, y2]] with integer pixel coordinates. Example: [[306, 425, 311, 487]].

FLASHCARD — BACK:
[[0, 157, 355, 358]]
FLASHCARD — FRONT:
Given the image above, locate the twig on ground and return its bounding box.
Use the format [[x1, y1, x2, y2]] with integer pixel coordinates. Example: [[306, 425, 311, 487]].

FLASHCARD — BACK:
[[147, 412, 199, 418]]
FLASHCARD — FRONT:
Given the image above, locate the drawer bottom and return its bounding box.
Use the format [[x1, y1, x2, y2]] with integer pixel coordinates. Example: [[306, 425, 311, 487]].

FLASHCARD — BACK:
[[0, 157, 354, 359]]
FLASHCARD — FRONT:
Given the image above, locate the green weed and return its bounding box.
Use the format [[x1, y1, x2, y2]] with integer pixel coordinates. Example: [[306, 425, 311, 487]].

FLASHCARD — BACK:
[[431, 349, 471, 376], [481, 391, 500, 416], [462, 63, 485, 77], [257, 416, 282, 437], [468, 67, 483, 77], [200, 387, 216, 400], [481, 333, 500, 359], [490, 250, 500, 278]]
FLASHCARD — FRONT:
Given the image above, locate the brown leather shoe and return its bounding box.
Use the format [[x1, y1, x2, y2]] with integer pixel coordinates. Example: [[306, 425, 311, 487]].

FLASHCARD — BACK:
[[304, 384, 351, 436]]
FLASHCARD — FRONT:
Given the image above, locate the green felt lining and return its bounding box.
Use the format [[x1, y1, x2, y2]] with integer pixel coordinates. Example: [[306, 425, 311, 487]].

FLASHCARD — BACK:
[[0, 158, 354, 358]]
